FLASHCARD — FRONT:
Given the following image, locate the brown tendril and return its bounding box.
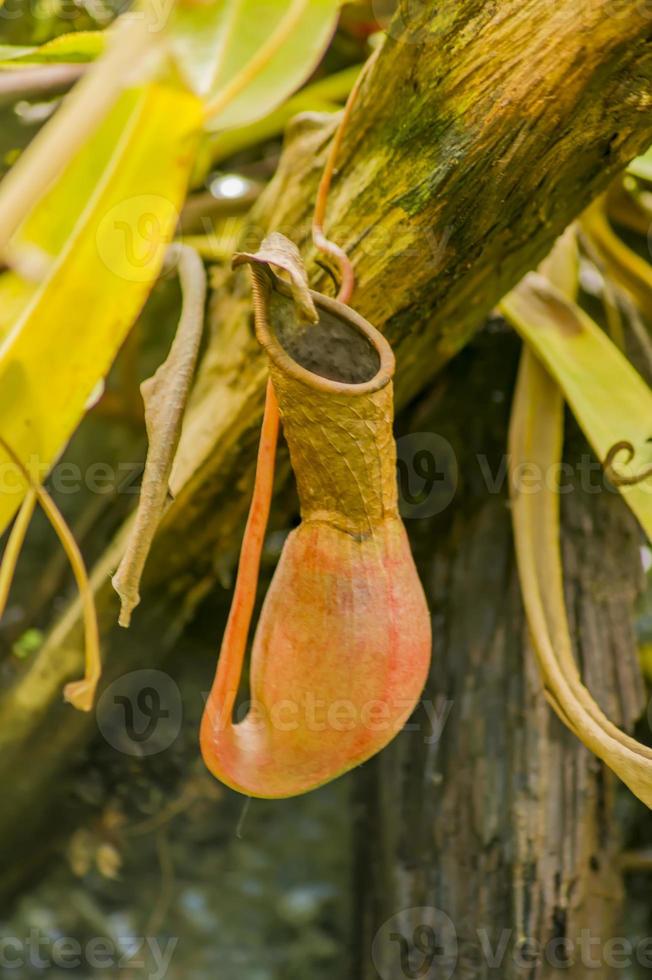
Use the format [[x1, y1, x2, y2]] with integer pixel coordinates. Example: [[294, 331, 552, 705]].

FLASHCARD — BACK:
[[604, 440, 652, 486]]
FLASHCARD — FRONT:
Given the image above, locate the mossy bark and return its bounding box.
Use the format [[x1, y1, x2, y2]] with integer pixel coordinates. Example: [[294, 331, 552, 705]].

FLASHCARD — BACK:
[[0, 0, 651, 925]]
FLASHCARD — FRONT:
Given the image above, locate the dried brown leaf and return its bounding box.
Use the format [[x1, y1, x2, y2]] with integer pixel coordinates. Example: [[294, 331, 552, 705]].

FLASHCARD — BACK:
[[233, 232, 318, 324], [112, 244, 207, 627]]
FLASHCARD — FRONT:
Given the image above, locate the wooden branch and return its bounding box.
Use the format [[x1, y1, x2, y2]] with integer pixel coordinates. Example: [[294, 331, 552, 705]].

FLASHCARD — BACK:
[[152, 0, 652, 583], [1, 0, 652, 885]]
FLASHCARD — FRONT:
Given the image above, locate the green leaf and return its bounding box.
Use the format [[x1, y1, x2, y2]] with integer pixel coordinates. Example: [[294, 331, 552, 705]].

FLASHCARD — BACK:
[[197, 62, 359, 178], [0, 31, 104, 67], [0, 81, 204, 536], [168, 0, 342, 130], [500, 273, 652, 541]]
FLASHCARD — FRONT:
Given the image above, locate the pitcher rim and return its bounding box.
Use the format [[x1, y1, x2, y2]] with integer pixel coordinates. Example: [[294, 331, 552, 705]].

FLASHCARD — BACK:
[[256, 286, 395, 397]]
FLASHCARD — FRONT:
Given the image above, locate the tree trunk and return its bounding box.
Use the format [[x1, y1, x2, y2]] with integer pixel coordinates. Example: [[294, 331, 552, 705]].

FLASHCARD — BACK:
[[355, 327, 645, 980], [1, 0, 651, 905]]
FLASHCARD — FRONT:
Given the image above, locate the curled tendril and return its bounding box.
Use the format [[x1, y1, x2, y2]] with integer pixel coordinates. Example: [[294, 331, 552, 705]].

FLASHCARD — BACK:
[[604, 440, 652, 486]]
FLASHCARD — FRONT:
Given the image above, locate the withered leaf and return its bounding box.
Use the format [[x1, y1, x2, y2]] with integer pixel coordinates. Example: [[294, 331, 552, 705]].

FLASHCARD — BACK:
[[112, 244, 207, 627], [233, 232, 318, 324]]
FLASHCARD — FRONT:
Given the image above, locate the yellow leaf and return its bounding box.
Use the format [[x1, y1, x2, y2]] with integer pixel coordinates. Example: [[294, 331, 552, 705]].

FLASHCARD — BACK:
[[0, 91, 142, 341], [581, 197, 652, 322], [0, 82, 203, 535]]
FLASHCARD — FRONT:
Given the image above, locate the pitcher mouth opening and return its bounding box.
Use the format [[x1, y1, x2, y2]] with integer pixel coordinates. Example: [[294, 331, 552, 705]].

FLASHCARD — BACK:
[[255, 274, 395, 396]]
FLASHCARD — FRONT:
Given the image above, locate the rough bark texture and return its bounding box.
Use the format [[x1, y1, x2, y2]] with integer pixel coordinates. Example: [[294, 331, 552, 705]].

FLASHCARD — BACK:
[[1, 0, 651, 906], [355, 329, 646, 980]]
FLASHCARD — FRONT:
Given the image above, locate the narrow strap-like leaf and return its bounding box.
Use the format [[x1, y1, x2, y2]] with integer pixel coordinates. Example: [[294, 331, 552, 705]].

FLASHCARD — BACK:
[[500, 273, 652, 540], [509, 349, 652, 808], [506, 232, 652, 807]]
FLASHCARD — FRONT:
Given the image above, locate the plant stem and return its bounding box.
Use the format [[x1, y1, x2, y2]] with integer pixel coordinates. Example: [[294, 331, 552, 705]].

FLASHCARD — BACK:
[[205, 374, 279, 724], [0, 489, 36, 618]]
